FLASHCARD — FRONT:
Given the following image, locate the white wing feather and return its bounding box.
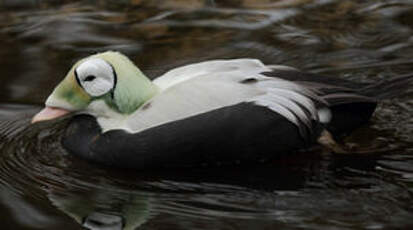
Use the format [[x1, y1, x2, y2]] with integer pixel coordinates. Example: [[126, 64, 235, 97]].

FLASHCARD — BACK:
[[118, 59, 326, 134]]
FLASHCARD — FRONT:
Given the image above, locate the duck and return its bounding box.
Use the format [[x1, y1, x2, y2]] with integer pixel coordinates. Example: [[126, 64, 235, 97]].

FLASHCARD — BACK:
[[31, 51, 381, 169]]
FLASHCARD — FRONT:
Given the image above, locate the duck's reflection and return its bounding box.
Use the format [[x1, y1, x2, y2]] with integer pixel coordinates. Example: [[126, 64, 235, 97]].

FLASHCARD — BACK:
[[48, 187, 151, 230]]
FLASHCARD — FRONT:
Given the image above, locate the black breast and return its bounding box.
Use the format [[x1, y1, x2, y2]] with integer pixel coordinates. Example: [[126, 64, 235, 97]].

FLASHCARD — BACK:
[[63, 103, 325, 169]]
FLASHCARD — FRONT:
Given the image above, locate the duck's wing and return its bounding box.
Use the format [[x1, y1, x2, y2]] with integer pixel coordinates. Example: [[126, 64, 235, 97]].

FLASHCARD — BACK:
[[124, 59, 324, 140]]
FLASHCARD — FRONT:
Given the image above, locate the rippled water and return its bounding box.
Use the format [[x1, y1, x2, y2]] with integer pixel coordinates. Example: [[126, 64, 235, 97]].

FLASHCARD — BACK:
[[0, 0, 413, 229]]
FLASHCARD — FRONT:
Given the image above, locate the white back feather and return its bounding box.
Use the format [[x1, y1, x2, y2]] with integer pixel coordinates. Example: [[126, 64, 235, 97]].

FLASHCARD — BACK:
[[153, 59, 271, 90]]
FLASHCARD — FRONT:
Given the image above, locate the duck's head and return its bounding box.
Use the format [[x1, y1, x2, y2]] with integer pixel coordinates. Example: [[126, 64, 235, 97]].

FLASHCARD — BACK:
[[32, 51, 158, 123]]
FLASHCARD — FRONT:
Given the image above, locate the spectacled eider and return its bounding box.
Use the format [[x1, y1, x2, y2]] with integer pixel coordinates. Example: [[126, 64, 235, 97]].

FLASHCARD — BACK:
[[32, 51, 399, 169]]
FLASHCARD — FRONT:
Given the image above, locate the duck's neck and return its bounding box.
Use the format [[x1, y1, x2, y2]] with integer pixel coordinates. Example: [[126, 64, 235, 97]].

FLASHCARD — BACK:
[[91, 82, 159, 132], [113, 72, 159, 115]]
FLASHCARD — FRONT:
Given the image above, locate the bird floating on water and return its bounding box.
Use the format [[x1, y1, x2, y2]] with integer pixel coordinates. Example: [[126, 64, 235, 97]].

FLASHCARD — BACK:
[[32, 51, 403, 169]]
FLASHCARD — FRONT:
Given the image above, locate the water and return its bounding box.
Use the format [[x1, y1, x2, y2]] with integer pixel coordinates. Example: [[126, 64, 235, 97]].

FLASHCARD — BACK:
[[0, 0, 413, 229]]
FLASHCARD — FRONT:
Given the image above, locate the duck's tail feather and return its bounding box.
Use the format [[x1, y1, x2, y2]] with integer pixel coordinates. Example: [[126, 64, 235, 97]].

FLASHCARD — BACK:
[[359, 73, 413, 99]]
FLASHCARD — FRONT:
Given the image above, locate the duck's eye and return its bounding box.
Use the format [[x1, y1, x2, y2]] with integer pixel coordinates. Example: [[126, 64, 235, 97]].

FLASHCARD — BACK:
[[75, 58, 116, 97], [84, 75, 96, 82]]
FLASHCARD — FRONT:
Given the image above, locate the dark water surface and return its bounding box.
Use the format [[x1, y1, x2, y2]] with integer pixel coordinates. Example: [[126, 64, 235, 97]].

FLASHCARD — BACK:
[[1, 0, 413, 229]]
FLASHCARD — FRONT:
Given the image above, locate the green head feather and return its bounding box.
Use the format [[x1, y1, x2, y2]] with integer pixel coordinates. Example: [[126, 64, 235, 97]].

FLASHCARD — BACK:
[[46, 51, 158, 115]]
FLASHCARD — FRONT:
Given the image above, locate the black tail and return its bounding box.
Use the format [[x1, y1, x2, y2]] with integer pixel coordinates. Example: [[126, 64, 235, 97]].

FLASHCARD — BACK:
[[360, 73, 413, 99]]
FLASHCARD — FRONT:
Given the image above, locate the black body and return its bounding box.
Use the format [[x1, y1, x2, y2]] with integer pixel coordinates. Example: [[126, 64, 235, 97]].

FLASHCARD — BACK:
[[64, 103, 326, 169]]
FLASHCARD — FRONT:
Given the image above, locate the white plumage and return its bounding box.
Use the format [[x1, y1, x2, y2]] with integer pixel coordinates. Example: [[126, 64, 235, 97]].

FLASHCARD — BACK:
[[96, 59, 330, 136]]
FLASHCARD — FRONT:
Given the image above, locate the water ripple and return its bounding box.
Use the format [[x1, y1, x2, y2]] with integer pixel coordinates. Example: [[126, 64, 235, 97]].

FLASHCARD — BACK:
[[0, 0, 413, 229]]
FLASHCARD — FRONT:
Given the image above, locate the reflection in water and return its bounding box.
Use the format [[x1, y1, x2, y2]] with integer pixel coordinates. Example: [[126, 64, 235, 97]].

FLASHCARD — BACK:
[[48, 185, 151, 230], [0, 0, 413, 229]]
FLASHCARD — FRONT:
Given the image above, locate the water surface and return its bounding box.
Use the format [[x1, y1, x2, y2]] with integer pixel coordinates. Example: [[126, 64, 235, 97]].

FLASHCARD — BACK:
[[0, 0, 413, 229]]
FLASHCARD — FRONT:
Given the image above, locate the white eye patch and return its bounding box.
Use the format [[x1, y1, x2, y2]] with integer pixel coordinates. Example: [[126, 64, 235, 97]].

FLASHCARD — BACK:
[[75, 58, 116, 97]]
